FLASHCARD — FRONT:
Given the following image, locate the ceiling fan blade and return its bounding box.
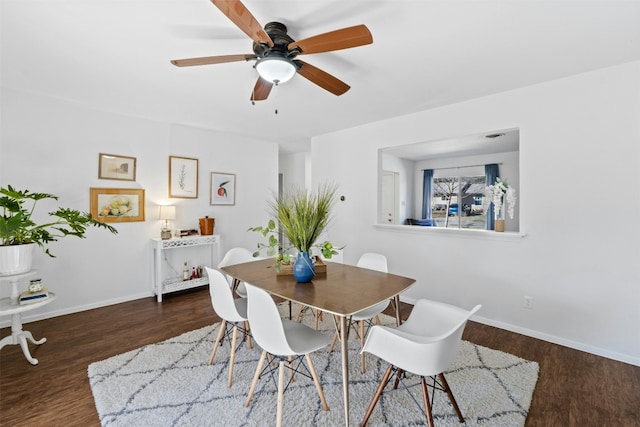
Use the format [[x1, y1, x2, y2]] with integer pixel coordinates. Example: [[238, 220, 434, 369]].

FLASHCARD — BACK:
[[288, 25, 372, 55], [250, 76, 273, 101], [210, 0, 273, 47], [170, 54, 256, 67], [294, 60, 350, 96]]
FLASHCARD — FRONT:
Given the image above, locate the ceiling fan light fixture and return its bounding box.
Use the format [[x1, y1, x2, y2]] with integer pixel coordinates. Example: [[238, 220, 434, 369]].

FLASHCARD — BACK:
[[255, 57, 296, 84]]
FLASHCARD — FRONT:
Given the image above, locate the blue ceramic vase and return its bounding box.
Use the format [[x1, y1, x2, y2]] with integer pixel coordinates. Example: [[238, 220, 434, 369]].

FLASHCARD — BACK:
[[293, 251, 315, 283]]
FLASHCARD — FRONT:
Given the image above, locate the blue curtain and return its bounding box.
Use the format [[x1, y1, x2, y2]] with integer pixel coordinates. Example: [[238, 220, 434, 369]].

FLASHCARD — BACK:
[[422, 169, 434, 219], [485, 164, 499, 230]]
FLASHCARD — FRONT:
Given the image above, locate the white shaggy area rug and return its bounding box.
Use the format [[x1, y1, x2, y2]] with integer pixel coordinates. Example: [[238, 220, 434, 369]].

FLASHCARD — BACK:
[[88, 306, 538, 426]]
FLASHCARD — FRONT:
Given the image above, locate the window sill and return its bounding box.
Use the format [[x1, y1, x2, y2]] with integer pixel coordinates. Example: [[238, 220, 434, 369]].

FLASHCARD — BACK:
[[373, 224, 527, 240]]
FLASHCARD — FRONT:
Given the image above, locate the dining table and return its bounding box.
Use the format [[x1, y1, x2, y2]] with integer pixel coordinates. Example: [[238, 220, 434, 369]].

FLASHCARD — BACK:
[[220, 257, 415, 426]]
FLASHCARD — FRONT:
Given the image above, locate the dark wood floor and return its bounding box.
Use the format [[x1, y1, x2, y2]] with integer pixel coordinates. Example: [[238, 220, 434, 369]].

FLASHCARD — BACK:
[[1, 287, 639, 426]]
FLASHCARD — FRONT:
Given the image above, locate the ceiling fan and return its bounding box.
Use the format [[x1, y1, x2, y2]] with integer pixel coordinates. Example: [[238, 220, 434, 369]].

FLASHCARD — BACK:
[[170, 0, 373, 101]]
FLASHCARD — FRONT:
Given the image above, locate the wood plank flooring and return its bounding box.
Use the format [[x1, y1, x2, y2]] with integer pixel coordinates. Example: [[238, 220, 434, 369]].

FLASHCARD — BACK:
[[1, 287, 639, 426]]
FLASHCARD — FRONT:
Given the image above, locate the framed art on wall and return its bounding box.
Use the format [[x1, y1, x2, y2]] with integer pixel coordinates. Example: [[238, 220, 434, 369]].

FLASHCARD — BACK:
[[90, 188, 145, 222], [210, 172, 236, 205], [169, 156, 198, 199], [98, 153, 136, 181]]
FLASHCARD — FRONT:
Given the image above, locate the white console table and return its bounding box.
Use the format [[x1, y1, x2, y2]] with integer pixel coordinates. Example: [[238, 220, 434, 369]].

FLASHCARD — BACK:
[[0, 270, 56, 365], [151, 235, 221, 302]]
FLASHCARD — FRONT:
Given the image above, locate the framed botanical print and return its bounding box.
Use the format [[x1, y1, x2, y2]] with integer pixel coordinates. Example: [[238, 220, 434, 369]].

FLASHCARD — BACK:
[[169, 156, 198, 199], [210, 172, 236, 205]]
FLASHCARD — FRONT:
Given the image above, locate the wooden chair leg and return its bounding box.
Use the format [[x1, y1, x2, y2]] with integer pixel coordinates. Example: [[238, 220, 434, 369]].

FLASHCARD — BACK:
[[420, 376, 435, 427], [329, 330, 339, 353], [439, 373, 464, 422], [227, 326, 238, 387], [314, 310, 320, 330], [393, 369, 404, 389], [305, 353, 329, 411], [244, 320, 253, 349], [361, 365, 394, 426], [209, 320, 227, 365], [295, 305, 305, 322], [288, 355, 295, 382], [276, 360, 285, 427], [245, 350, 267, 407], [360, 321, 366, 373]]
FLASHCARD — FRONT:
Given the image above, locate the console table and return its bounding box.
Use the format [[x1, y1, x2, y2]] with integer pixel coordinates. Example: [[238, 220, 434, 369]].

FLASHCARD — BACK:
[[0, 270, 56, 365], [151, 235, 221, 302]]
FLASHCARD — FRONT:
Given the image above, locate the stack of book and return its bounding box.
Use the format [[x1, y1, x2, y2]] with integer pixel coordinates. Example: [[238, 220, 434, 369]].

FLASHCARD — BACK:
[[19, 288, 50, 305]]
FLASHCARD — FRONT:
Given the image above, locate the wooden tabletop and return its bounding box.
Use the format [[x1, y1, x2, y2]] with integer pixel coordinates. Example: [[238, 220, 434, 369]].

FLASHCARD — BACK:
[[220, 258, 415, 317]]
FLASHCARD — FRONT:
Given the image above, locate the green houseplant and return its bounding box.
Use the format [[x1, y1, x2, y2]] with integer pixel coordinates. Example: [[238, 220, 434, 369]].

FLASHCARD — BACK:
[[248, 183, 341, 279], [0, 185, 118, 275]]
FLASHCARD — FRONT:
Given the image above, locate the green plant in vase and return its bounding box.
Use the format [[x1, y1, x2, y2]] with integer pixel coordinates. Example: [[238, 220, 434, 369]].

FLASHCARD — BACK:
[[0, 185, 118, 274], [248, 183, 342, 278]]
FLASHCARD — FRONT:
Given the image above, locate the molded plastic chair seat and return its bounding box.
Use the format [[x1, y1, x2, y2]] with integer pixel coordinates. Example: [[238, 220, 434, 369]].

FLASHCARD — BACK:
[[244, 283, 331, 427], [360, 299, 481, 426], [217, 247, 255, 298], [281, 320, 330, 353], [205, 266, 253, 388]]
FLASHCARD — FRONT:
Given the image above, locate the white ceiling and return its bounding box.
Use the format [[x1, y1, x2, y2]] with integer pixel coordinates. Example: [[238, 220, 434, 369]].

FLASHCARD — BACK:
[[2, 1, 639, 153]]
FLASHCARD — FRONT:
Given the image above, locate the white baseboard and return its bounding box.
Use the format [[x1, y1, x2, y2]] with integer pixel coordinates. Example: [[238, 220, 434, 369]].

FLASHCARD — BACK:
[[399, 295, 640, 367], [0, 292, 152, 328]]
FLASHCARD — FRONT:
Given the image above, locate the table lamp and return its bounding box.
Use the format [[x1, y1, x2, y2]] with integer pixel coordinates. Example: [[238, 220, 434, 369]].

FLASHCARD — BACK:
[[159, 205, 176, 240]]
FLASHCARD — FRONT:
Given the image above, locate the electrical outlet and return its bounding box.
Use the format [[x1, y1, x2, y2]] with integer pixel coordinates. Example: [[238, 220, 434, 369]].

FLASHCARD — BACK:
[[524, 295, 534, 309]]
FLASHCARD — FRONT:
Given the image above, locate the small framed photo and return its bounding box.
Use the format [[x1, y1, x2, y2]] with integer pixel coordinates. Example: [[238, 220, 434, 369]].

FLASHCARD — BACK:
[[90, 188, 145, 222], [169, 156, 198, 199], [98, 153, 136, 181], [210, 172, 236, 205]]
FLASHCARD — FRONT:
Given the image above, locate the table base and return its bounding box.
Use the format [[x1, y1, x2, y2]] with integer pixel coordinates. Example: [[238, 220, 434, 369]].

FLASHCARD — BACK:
[[0, 313, 47, 365]]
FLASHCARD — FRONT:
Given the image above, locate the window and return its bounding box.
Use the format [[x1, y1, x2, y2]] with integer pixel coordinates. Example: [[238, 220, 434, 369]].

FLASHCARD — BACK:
[[432, 173, 486, 229]]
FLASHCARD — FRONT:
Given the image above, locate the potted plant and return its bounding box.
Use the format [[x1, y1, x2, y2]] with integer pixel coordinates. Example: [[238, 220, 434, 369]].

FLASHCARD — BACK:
[[484, 177, 516, 231], [248, 183, 341, 282], [0, 185, 118, 275]]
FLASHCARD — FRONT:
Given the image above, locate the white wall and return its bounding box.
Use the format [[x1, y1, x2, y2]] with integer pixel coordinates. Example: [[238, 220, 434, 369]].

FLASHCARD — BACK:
[[311, 61, 640, 366], [279, 151, 309, 190], [0, 88, 278, 322]]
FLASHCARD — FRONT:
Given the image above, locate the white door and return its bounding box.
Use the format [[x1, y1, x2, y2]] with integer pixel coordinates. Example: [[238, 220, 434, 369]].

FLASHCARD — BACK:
[[380, 171, 398, 224]]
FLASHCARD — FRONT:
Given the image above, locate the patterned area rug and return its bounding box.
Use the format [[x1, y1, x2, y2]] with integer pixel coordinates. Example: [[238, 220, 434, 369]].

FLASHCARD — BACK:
[[88, 306, 538, 426]]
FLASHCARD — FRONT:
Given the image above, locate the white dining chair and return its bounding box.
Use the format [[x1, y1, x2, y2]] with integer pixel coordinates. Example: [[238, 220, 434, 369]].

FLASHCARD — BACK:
[[217, 247, 255, 298], [244, 283, 331, 427], [329, 252, 389, 373], [360, 299, 482, 426], [205, 266, 252, 388]]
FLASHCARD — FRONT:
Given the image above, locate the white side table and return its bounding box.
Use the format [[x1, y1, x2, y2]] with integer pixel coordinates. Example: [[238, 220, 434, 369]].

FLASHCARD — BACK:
[[151, 235, 221, 302], [0, 271, 55, 365]]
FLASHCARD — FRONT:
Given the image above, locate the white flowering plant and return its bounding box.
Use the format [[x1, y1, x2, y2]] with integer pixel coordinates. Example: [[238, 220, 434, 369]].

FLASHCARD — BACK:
[[484, 177, 516, 219]]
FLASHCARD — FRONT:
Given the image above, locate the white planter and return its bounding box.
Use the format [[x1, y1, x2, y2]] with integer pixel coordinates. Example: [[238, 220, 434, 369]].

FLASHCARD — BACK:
[[0, 243, 36, 276]]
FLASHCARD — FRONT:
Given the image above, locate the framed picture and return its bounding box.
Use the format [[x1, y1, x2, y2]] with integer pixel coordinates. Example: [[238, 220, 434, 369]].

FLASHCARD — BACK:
[[210, 172, 236, 205], [169, 156, 198, 198], [90, 188, 145, 223], [98, 153, 136, 181]]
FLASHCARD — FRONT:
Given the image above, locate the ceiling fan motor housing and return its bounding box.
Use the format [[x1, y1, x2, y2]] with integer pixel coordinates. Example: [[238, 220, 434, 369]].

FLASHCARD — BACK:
[[253, 22, 298, 60]]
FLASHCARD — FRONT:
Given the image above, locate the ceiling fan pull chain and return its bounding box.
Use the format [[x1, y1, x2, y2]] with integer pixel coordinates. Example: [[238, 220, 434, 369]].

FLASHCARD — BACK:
[[273, 82, 279, 114]]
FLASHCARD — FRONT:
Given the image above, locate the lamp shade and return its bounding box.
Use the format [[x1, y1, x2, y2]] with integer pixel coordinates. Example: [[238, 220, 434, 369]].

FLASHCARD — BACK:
[[255, 57, 296, 84], [159, 205, 176, 221]]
